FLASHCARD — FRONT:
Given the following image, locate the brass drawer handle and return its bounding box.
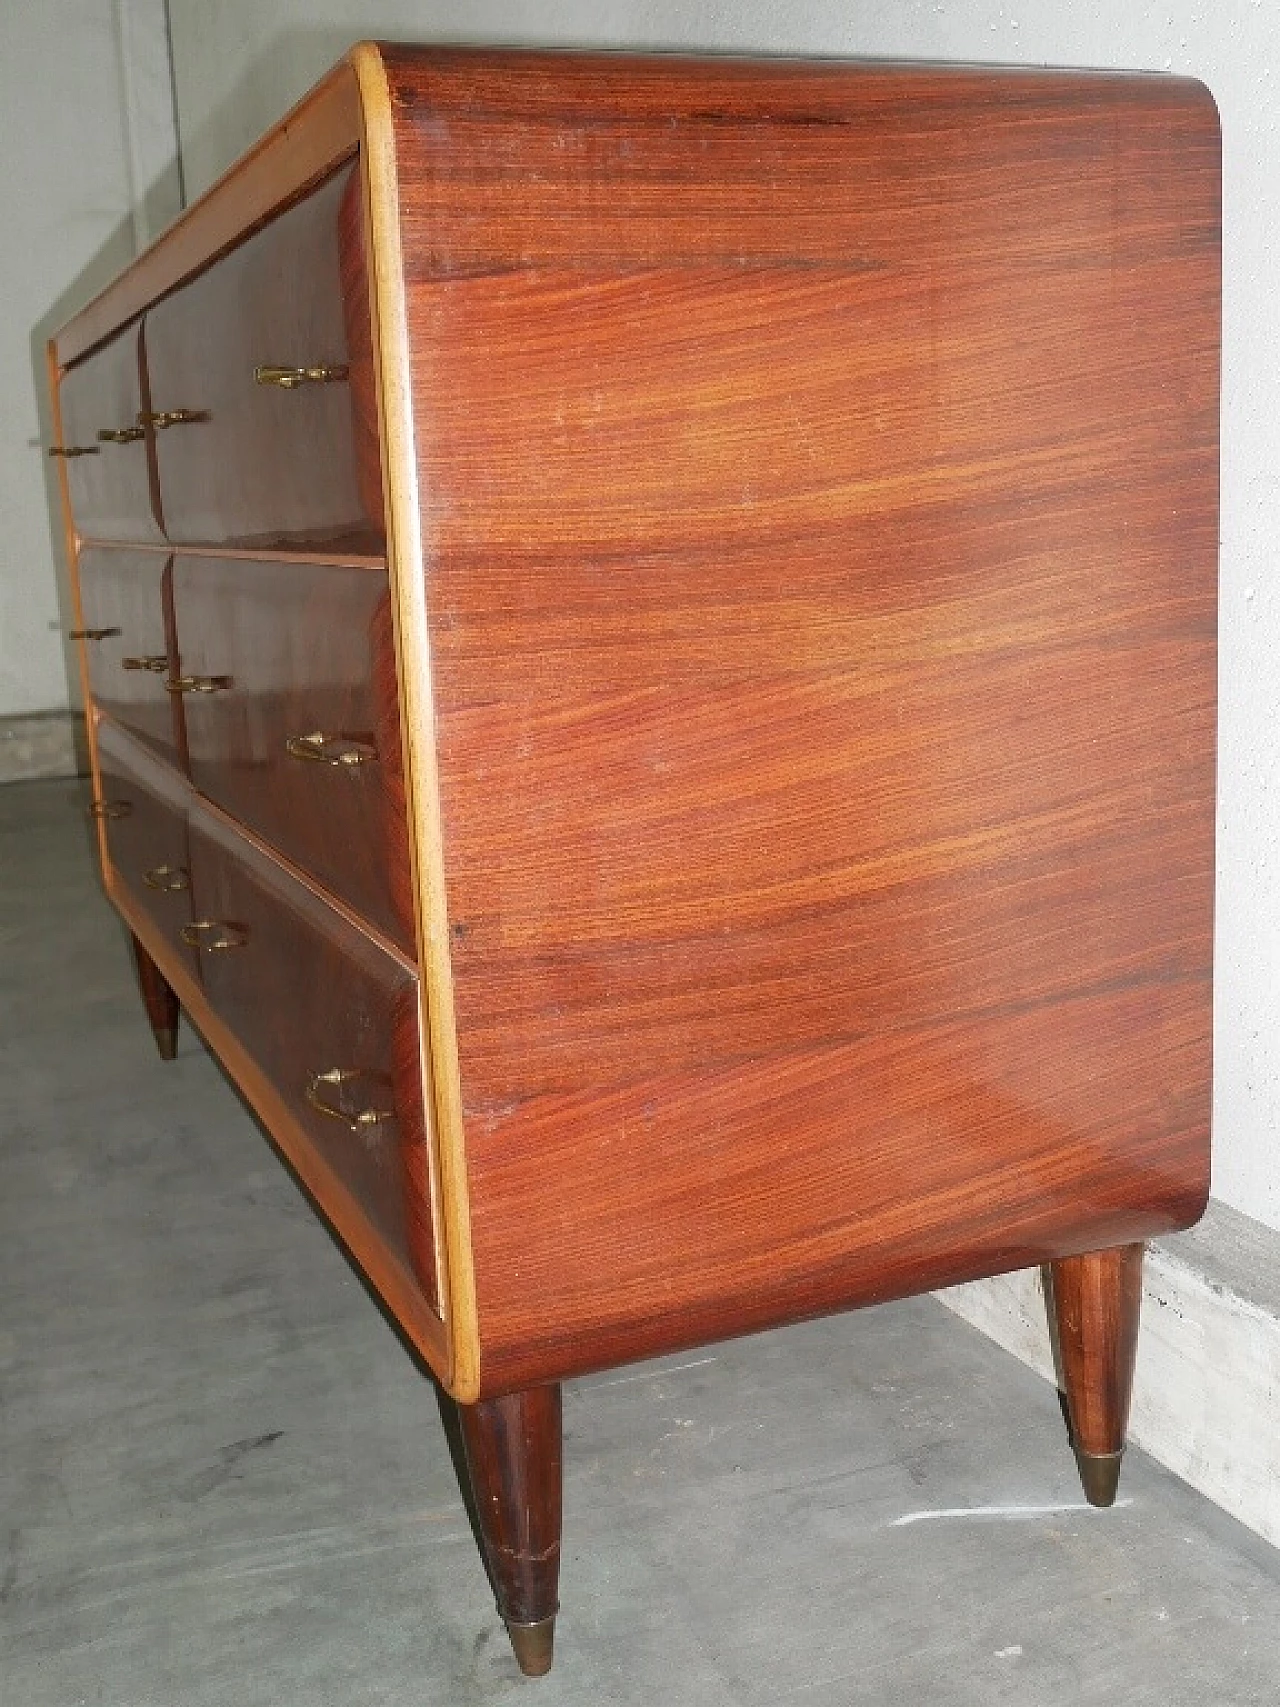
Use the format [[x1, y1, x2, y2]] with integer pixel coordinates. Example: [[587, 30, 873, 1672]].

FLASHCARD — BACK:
[[144, 863, 190, 892], [48, 444, 99, 458], [87, 799, 131, 819], [181, 920, 247, 951], [97, 425, 146, 444], [286, 731, 378, 768], [137, 408, 208, 429], [305, 1067, 394, 1132], [255, 364, 349, 389], [166, 674, 232, 694], [68, 626, 121, 641], [121, 654, 169, 673]]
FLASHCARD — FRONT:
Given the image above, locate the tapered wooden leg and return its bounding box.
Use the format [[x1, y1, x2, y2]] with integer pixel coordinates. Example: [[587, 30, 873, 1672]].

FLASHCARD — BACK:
[[129, 932, 180, 1061], [1048, 1242, 1143, 1507], [457, 1385, 562, 1677]]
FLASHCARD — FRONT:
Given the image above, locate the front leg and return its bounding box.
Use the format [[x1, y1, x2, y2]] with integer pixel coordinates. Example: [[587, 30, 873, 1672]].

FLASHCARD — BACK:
[[130, 931, 180, 1060], [457, 1384, 563, 1676], [1048, 1243, 1143, 1507]]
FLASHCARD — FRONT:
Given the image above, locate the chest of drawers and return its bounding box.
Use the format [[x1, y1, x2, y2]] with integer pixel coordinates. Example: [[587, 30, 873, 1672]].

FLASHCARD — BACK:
[[49, 43, 1219, 1676]]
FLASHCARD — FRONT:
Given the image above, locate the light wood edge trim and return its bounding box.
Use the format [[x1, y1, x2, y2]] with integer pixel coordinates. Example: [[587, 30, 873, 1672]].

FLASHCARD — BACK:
[[352, 41, 481, 1404], [46, 339, 108, 872], [106, 869, 449, 1374], [53, 62, 362, 367]]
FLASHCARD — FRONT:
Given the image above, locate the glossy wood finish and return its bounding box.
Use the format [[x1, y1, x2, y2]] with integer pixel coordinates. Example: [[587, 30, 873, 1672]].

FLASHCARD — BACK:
[[350, 42, 479, 1400], [457, 1385, 562, 1676], [145, 164, 379, 550], [77, 548, 183, 764], [1050, 1243, 1144, 1507], [94, 719, 197, 973], [57, 324, 163, 543], [170, 553, 412, 949], [379, 49, 1220, 1394], [48, 46, 1220, 1674], [130, 931, 180, 1060], [337, 169, 386, 530], [185, 802, 438, 1313]]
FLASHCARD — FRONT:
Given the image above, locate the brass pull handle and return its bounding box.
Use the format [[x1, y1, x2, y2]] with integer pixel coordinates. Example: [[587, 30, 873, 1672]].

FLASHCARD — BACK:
[[68, 626, 121, 641], [255, 364, 349, 389], [137, 408, 208, 429], [97, 425, 146, 444], [48, 445, 99, 458], [144, 863, 190, 892], [285, 731, 378, 768], [121, 654, 169, 673], [181, 920, 247, 952], [305, 1067, 395, 1133], [166, 674, 232, 694], [87, 799, 131, 819]]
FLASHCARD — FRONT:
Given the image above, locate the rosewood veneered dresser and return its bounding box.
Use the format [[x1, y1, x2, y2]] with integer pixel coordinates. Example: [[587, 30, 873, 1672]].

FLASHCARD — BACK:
[[48, 43, 1219, 1676]]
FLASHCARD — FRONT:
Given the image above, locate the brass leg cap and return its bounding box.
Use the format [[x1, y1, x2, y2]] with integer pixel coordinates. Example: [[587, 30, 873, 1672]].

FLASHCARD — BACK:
[[506, 1614, 556, 1677], [1076, 1447, 1124, 1508], [154, 1026, 178, 1062]]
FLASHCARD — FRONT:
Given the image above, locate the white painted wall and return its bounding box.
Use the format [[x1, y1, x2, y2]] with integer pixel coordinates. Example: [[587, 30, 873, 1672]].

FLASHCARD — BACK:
[[166, 4, 1275, 1233], [0, 0, 178, 723]]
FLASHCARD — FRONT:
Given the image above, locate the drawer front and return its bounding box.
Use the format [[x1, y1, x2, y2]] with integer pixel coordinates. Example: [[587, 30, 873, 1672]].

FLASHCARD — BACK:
[[171, 554, 412, 949], [57, 324, 163, 543], [185, 807, 437, 1310], [144, 165, 378, 549], [95, 720, 197, 969], [79, 548, 183, 766]]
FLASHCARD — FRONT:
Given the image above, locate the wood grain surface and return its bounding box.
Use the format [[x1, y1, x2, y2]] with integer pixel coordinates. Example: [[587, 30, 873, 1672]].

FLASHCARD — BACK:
[[380, 49, 1220, 1393], [145, 165, 377, 551], [456, 1384, 562, 1675], [95, 717, 198, 970], [171, 552, 413, 950], [186, 800, 440, 1313], [56, 324, 163, 543], [47, 45, 1220, 1413], [1051, 1242, 1145, 1459], [77, 548, 183, 765], [351, 39, 479, 1394], [107, 859, 449, 1374], [337, 167, 387, 529]]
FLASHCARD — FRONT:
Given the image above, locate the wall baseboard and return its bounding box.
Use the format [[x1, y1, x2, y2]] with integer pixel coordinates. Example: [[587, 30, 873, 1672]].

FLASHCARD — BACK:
[[0, 711, 87, 783], [937, 1199, 1280, 1550]]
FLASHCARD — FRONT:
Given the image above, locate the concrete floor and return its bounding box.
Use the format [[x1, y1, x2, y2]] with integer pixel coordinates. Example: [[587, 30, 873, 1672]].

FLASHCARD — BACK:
[[3, 775, 1280, 1707]]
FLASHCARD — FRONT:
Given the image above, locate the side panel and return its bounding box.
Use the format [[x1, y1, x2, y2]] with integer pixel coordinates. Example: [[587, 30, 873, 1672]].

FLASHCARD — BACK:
[[386, 53, 1221, 1392]]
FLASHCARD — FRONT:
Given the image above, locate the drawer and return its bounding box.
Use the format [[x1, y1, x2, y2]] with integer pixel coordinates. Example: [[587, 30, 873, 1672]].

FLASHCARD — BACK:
[[94, 720, 197, 971], [78, 548, 183, 767], [171, 554, 412, 950], [55, 324, 163, 543], [144, 165, 379, 549], [184, 806, 437, 1310]]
